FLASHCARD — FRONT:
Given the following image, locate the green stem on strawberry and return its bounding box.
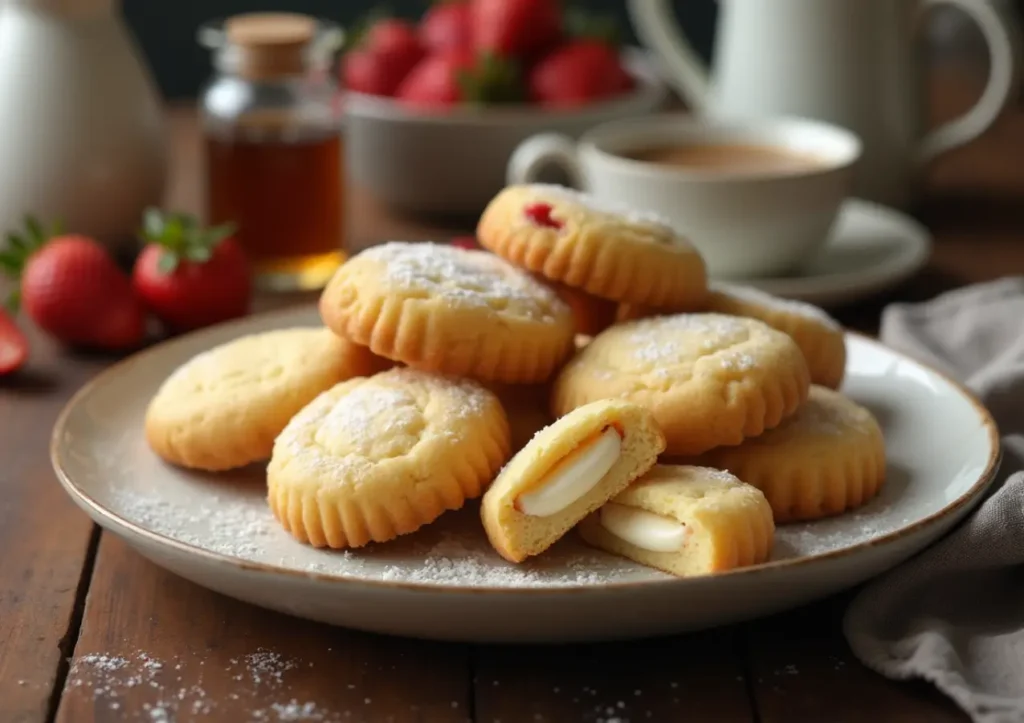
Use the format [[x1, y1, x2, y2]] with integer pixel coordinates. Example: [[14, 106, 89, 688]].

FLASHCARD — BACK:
[[456, 52, 526, 104], [139, 208, 237, 275], [563, 5, 621, 47], [0, 214, 64, 311]]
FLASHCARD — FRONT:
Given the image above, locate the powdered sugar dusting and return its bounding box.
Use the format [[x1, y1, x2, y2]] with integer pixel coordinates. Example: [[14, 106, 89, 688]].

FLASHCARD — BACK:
[[66, 648, 346, 721], [626, 313, 752, 365], [363, 241, 562, 318], [713, 282, 841, 330], [782, 389, 872, 436], [527, 183, 676, 232], [316, 385, 420, 452], [277, 367, 491, 475]]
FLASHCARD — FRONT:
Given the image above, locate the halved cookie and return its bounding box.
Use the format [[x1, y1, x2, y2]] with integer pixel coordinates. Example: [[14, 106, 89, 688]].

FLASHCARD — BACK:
[[480, 398, 665, 563], [477, 184, 708, 308], [551, 313, 811, 456], [268, 367, 511, 549], [318, 241, 575, 384], [145, 326, 383, 471], [578, 464, 774, 577], [692, 385, 886, 522]]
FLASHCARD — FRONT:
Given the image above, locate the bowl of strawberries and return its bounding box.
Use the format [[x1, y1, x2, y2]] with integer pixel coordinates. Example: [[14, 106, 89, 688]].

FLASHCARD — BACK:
[[341, 0, 669, 216]]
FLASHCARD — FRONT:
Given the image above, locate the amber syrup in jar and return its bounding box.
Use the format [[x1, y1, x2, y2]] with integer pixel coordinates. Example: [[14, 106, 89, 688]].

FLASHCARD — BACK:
[[199, 12, 346, 291]]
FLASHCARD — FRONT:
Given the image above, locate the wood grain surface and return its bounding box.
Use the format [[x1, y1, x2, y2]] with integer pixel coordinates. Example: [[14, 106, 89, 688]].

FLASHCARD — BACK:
[[3, 61, 1022, 722]]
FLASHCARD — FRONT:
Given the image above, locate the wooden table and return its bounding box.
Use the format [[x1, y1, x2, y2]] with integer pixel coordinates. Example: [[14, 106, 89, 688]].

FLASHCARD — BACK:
[[4, 65, 1024, 723]]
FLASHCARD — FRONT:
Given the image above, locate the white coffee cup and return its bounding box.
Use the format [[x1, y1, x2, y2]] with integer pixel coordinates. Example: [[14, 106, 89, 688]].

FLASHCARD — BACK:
[[506, 113, 861, 279]]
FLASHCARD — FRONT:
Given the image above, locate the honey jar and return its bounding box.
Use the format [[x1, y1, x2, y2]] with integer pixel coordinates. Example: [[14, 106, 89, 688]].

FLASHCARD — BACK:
[[198, 13, 346, 292]]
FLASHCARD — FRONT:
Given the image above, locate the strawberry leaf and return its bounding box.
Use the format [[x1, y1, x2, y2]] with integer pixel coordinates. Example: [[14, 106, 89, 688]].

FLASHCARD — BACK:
[[24, 215, 45, 247], [457, 52, 525, 105], [140, 208, 236, 271], [564, 5, 621, 47], [186, 245, 212, 263], [0, 250, 22, 277], [6, 232, 25, 254]]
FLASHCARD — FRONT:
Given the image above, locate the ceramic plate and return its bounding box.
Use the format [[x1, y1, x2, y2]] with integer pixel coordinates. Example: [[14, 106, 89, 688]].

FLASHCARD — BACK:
[[735, 199, 933, 307], [52, 305, 998, 643]]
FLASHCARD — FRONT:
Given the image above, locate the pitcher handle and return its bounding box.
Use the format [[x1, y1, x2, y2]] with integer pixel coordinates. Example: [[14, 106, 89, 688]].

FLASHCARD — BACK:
[[916, 0, 1023, 166], [506, 133, 586, 188], [626, 0, 710, 112]]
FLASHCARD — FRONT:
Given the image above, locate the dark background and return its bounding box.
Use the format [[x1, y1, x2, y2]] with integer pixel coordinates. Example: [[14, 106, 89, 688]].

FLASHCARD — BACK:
[[121, 0, 718, 99]]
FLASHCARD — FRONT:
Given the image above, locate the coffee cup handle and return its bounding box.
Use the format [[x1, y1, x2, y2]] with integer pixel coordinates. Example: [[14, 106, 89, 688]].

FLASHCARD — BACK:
[[506, 133, 586, 188], [916, 0, 1023, 166]]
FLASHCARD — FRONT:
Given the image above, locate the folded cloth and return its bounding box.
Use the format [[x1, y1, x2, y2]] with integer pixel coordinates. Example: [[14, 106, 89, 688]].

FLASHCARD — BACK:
[[844, 277, 1024, 723]]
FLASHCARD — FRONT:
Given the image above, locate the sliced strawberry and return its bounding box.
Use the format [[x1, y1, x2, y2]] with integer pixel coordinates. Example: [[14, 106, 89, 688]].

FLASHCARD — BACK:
[[0, 309, 28, 374], [420, 1, 473, 53]]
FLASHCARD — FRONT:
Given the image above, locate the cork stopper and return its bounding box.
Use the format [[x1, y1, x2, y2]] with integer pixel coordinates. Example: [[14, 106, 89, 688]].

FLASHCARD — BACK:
[[224, 12, 317, 80]]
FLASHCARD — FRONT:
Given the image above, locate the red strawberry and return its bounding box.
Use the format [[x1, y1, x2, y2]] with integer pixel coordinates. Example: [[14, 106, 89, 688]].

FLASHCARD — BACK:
[[0, 216, 146, 351], [131, 209, 251, 333], [0, 309, 28, 374], [471, 0, 562, 59], [396, 49, 524, 108], [450, 235, 479, 249], [342, 17, 424, 96], [420, 1, 473, 53], [528, 40, 633, 107]]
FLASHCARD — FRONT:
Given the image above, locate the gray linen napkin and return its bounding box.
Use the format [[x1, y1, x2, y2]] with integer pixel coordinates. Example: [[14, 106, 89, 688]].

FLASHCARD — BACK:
[[843, 276, 1024, 723]]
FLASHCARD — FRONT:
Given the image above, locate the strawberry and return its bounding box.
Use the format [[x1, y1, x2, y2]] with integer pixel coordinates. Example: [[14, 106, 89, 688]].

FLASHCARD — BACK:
[[450, 235, 480, 249], [528, 39, 633, 107], [131, 209, 251, 333], [396, 49, 523, 107], [342, 17, 424, 96], [470, 0, 562, 59], [420, 1, 473, 53], [0, 309, 28, 374], [0, 216, 146, 351]]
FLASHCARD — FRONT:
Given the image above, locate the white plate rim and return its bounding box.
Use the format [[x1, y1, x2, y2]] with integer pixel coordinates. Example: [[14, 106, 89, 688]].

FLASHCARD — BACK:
[[50, 306, 1001, 597], [739, 199, 933, 303]]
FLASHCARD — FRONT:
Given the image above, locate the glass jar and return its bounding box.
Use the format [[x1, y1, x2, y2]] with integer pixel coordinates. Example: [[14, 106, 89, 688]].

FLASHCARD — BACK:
[[197, 13, 345, 292]]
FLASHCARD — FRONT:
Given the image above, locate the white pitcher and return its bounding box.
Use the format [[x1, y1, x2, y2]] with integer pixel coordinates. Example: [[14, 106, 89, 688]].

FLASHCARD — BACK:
[[0, 0, 167, 253], [628, 0, 1022, 208]]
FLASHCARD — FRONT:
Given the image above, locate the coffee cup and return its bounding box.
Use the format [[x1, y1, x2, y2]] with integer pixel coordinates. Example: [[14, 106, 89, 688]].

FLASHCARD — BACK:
[[506, 113, 862, 278]]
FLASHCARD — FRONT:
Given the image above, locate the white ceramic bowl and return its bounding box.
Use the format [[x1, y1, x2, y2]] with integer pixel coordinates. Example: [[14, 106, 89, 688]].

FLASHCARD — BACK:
[[343, 47, 669, 216]]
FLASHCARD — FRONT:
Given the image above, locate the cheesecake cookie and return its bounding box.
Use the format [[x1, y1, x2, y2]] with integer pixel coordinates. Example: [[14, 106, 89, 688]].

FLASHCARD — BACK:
[[552, 313, 810, 456], [481, 398, 665, 563], [318, 241, 575, 384], [578, 464, 774, 577], [618, 284, 845, 389], [693, 386, 886, 522], [145, 327, 381, 471], [476, 184, 707, 308], [268, 367, 511, 549]]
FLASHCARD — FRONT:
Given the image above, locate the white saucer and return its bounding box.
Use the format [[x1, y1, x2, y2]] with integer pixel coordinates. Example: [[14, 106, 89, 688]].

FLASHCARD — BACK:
[[721, 199, 933, 307]]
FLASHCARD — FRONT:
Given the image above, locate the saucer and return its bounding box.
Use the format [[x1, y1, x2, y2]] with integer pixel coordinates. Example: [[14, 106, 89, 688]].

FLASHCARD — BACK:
[[723, 199, 933, 307]]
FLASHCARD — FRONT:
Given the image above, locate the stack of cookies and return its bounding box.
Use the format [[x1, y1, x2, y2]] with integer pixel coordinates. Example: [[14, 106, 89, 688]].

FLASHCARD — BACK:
[[143, 182, 886, 580]]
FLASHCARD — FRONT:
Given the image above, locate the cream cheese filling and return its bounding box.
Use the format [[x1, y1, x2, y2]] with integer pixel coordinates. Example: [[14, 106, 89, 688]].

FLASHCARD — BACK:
[[516, 427, 621, 517], [599, 502, 689, 552]]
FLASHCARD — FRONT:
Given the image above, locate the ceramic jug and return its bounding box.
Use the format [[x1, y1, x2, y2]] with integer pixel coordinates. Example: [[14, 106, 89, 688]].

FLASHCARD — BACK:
[[628, 0, 1022, 208], [0, 0, 167, 253]]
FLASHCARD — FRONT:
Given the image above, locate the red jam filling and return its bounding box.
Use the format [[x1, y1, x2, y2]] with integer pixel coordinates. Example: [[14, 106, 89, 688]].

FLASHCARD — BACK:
[[524, 202, 564, 230]]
